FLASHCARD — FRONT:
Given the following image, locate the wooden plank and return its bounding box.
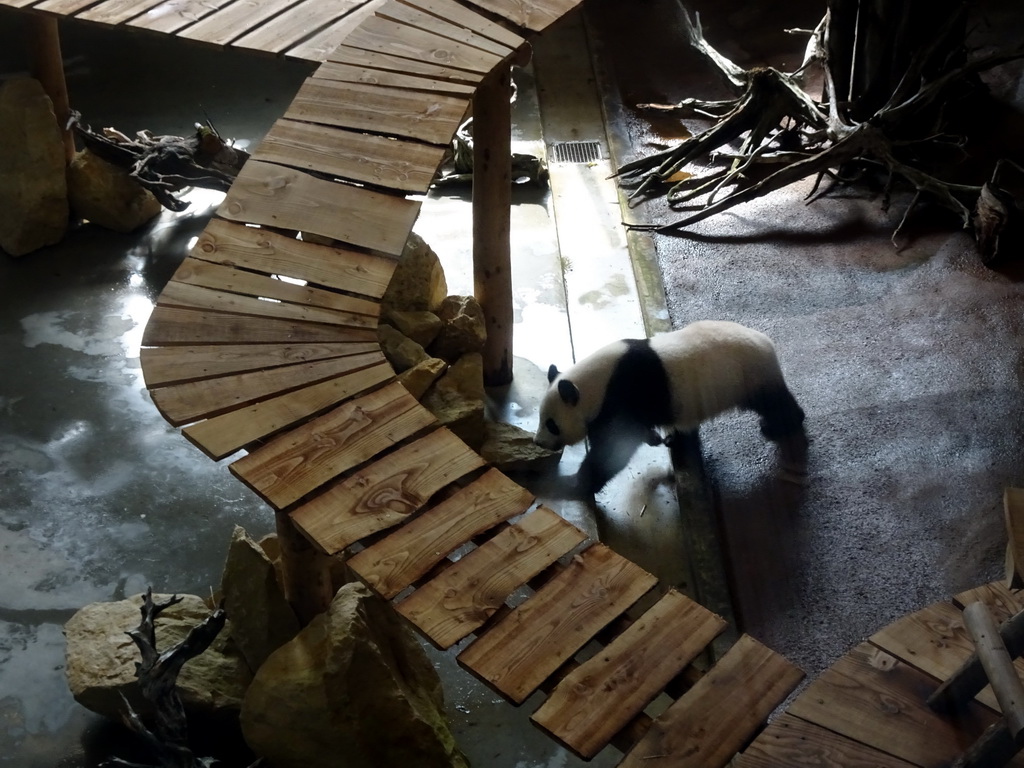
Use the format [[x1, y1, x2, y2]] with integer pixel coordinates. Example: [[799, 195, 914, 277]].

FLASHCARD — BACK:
[[1006, 488, 1024, 587], [398, 0, 525, 50], [313, 60, 475, 96], [141, 341, 379, 387], [150, 350, 385, 426], [285, 78, 469, 146], [289, 426, 486, 553], [532, 589, 728, 759], [376, 0, 512, 58], [252, 117, 447, 193], [217, 160, 420, 257], [141, 305, 375, 346], [171, 256, 381, 318], [76, 0, 164, 23], [281, 0, 385, 62], [619, 634, 804, 768], [954, 581, 1024, 623], [869, 600, 1022, 713], [32, 0, 100, 14], [178, 0, 302, 46], [232, 0, 366, 55], [158, 281, 377, 330], [0, 0, 45, 8], [458, 543, 658, 704], [192, 219, 397, 299], [127, 0, 234, 34], [397, 506, 588, 648], [459, 0, 580, 33], [735, 712, 919, 768], [342, 15, 501, 74], [326, 44, 483, 83], [183, 362, 394, 460], [346, 468, 534, 598], [788, 642, 998, 768], [230, 381, 435, 509]]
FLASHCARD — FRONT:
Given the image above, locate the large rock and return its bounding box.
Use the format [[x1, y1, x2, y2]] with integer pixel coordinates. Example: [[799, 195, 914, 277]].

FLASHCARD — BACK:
[[429, 295, 487, 363], [421, 353, 486, 450], [64, 593, 252, 720], [67, 148, 163, 233], [381, 232, 448, 315], [220, 526, 301, 673], [481, 421, 562, 473], [397, 357, 448, 400], [386, 309, 442, 348], [0, 77, 68, 256], [378, 323, 430, 373], [240, 583, 468, 768]]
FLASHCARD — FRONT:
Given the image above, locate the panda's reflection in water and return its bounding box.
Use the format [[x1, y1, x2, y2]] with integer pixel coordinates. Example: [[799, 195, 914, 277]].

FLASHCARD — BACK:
[[533, 320, 809, 500]]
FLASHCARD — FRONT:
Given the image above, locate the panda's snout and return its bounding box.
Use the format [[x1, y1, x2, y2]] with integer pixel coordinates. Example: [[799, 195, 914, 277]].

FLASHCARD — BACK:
[[534, 433, 562, 451]]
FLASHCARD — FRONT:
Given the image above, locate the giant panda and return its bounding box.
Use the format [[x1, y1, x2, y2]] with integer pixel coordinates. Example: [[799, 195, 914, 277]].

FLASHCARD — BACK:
[[534, 320, 806, 495]]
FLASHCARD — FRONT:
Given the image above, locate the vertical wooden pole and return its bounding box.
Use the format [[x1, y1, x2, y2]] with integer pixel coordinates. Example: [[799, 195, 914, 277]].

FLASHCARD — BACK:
[[472, 64, 514, 386], [26, 14, 75, 164], [275, 510, 335, 625]]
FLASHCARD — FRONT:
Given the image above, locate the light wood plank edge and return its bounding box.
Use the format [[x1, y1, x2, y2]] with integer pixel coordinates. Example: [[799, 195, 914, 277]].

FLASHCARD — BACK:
[[375, 0, 513, 59]]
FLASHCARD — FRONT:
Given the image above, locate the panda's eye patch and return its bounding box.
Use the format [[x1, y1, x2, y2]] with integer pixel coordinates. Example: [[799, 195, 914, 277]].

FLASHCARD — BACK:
[[546, 418, 560, 436]]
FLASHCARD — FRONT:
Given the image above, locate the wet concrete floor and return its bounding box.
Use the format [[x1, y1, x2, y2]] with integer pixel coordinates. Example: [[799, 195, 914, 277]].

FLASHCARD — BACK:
[[2, 1, 1024, 767]]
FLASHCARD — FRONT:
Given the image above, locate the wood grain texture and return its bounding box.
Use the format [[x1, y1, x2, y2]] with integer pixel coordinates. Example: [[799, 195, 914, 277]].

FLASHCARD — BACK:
[[289, 426, 486, 553], [789, 642, 998, 768], [178, 0, 302, 46], [158, 281, 377, 330], [870, 601, 1017, 713], [170, 256, 381, 318], [397, 506, 587, 648], [458, 543, 658, 704], [77, 0, 164, 24], [230, 381, 435, 509], [397, 0, 525, 49], [192, 219, 397, 299], [735, 712, 919, 768], [232, 0, 366, 54], [286, 77, 469, 146], [954, 582, 1024, 623], [376, 0, 512, 58], [141, 341, 379, 387], [313, 60, 475, 95], [141, 305, 375, 346], [346, 467, 534, 598], [32, 0, 98, 14], [327, 43, 483, 83], [150, 350, 385, 426], [281, 0, 385, 63], [127, 0, 234, 34], [182, 362, 394, 460], [253, 117, 448, 192], [342, 14, 501, 73], [217, 160, 420, 257], [532, 589, 728, 759], [619, 634, 803, 768], [459, 0, 580, 32]]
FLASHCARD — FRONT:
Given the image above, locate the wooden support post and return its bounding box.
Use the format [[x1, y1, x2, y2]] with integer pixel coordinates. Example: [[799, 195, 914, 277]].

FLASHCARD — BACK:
[[275, 509, 335, 625], [26, 14, 75, 163], [472, 64, 514, 386], [962, 601, 1024, 743], [1004, 487, 1024, 588]]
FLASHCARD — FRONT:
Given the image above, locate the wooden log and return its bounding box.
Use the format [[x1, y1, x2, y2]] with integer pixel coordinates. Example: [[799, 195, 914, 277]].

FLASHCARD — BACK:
[[275, 508, 335, 625], [952, 721, 1018, 768], [472, 64, 513, 385], [962, 601, 1024, 743], [929, 605, 1024, 713], [26, 15, 74, 163]]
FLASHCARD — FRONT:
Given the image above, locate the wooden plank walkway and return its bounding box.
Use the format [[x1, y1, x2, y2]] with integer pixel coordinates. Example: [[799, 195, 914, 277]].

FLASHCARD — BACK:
[[13, 0, 1017, 765]]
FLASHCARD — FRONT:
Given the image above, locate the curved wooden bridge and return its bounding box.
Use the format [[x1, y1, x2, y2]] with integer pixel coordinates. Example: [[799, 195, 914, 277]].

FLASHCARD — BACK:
[[6, 0, 1023, 765]]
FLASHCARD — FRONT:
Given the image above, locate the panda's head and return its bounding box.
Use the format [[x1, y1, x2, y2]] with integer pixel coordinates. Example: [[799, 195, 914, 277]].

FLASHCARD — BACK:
[[534, 364, 588, 450]]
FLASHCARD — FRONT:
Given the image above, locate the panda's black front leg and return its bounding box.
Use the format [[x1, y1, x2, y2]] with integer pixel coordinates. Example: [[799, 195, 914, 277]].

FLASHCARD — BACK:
[[577, 417, 645, 497]]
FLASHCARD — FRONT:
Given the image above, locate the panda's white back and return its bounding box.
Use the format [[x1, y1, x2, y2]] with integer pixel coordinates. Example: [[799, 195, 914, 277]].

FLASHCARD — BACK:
[[650, 320, 785, 431]]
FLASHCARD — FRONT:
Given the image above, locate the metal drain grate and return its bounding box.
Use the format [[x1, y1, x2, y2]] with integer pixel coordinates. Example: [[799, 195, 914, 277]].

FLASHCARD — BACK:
[[550, 140, 602, 164]]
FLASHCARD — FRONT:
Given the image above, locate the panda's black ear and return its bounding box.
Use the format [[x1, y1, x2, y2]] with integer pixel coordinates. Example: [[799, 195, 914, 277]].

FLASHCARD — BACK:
[[547, 364, 559, 383], [557, 379, 580, 407]]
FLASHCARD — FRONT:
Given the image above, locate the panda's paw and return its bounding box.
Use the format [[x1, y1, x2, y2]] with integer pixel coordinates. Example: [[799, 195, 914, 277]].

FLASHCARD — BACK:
[[644, 429, 665, 447]]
